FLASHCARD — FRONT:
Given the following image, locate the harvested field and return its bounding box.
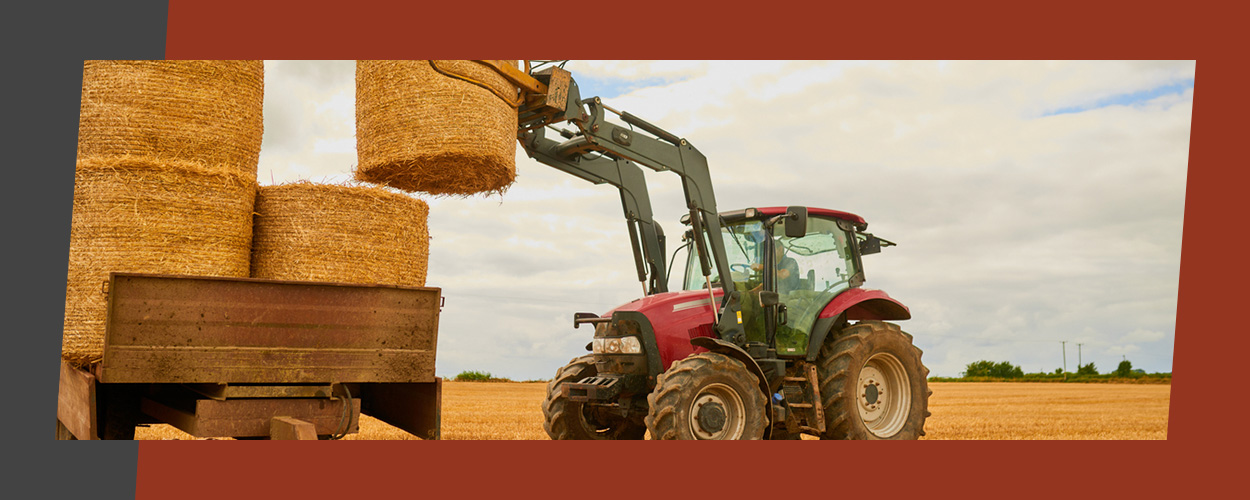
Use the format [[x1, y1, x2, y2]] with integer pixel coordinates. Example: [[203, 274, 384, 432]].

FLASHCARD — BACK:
[[921, 382, 1170, 439], [134, 381, 1169, 440], [437, 381, 549, 440]]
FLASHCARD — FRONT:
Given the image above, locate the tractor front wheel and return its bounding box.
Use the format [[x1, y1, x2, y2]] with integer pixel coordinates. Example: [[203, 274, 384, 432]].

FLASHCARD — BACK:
[[645, 352, 768, 440], [542, 355, 646, 440], [816, 320, 930, 440]]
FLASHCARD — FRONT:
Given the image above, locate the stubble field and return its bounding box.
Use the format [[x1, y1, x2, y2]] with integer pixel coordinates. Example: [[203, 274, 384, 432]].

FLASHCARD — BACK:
[[135, 381, 1170, 440]]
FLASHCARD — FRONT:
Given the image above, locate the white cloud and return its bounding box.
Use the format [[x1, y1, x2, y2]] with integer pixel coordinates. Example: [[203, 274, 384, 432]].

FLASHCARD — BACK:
[[258, 60, 1191, 379], [1121, 329, 1167, 343], [311, 137, 355, 154]]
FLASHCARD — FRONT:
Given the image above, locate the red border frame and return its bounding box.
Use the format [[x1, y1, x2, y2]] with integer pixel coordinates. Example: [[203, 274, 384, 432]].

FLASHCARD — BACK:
[[140, 1, 1250, 497]]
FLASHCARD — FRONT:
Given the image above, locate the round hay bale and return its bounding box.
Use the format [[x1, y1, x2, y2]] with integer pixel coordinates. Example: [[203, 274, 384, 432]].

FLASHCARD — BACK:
[[251, 182, 429, 288], [77, 60, 265, 177], [354, 60, 518, 196], [62, 156, 258, 367]]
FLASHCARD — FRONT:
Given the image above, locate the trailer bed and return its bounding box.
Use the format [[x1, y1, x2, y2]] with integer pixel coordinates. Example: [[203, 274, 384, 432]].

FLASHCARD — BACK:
[[58, 273, 443, 440], [98, 273, 439, 384]]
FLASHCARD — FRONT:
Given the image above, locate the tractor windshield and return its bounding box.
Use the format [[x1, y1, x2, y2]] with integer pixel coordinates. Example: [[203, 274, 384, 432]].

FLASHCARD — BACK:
[[682, 219, 765, 292]]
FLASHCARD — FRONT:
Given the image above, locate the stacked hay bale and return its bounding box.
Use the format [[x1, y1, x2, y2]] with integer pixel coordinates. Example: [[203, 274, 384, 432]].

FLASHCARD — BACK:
[[63, 60, 263, 367], [250, 182, 429, 287], [77, 60, 265, 176], [354, 60, 520, 196]]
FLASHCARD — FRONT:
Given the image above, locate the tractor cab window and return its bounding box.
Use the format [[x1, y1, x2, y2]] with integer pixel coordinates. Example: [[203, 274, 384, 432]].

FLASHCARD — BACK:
[[773, 217, 857, 296], [681, 219, 770, 349], [771, 216, 858, 356], [682, 220, 763, 291]]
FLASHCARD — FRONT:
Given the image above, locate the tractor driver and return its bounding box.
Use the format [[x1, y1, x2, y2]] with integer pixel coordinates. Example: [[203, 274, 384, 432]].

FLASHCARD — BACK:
[[750, 238, 801, 294], [739, 234, 801, 344]]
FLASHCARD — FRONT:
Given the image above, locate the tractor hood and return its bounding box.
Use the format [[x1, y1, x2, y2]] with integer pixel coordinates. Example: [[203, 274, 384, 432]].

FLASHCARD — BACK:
[[606, 289, 725, 370], [609, 288, 724, 316]]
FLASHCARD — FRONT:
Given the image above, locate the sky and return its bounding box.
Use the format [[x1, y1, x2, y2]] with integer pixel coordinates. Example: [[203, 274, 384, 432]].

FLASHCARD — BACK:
[[257, 60, 1193, 379]]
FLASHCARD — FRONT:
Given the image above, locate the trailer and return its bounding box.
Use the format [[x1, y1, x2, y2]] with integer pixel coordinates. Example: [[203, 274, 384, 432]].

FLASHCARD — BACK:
[[56, 272, 442, 440]]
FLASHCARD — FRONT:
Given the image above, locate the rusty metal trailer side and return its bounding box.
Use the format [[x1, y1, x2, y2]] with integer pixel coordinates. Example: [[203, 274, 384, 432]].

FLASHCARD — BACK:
[[58, 273, 443, 440]]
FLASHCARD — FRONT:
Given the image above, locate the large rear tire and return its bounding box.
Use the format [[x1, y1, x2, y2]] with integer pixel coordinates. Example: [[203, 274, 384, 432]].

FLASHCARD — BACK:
[[645, 352, 768, 440], [816, 321, 930, 440], [542, 355, 646, 440]]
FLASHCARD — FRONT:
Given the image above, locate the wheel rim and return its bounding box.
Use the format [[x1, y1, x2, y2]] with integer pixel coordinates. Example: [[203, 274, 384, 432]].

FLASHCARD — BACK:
[[688, 383, 746, 439], [857, 353, 912, 438]]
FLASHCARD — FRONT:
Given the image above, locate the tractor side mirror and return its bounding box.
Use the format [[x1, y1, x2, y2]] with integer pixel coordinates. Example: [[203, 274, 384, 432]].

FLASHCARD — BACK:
[[785, 206, 807, 238]]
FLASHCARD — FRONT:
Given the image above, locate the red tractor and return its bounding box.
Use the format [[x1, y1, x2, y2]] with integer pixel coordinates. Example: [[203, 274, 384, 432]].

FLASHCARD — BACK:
[[493, 61, 928, 439]]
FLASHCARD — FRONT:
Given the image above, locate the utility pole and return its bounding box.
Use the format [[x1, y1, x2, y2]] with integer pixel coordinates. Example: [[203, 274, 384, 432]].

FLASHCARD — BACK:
[[1061, 341, 1068, 376], [1078, 343, 1083, 367]]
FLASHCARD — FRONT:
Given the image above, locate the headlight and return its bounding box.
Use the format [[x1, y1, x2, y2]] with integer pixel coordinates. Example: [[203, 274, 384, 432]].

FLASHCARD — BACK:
[[592, 336, 642, 354], [620, 336, 641, 354]]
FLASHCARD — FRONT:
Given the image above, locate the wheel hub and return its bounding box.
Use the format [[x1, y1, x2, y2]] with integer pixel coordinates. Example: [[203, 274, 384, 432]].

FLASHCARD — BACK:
[[856, 353, 912, 438], [696, 402, 727, 432], [864, 383, 880, 405], [858, 368, 886, 412], [689, 383, 746, 439]]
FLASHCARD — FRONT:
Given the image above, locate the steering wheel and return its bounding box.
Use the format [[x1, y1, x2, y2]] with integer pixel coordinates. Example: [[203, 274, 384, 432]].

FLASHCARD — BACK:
[[730, 263, 752, 274]]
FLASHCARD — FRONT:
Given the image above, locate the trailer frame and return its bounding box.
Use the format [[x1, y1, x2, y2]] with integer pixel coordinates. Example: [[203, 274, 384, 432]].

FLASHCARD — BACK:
[[57, 273, 443, 440]]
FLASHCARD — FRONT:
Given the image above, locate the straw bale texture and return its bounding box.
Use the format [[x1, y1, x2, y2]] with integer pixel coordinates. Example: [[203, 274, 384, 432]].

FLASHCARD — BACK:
[[355, 60, 518, 195], [77, 60, 264, 177], [251, 182, 429, 287], [62, 157, 258, 367]]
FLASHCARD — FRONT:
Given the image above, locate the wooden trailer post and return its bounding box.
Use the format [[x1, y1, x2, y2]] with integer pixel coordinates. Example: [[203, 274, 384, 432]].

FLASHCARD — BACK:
[[57, 361, 97, 440], [270, 417, 319, 440]]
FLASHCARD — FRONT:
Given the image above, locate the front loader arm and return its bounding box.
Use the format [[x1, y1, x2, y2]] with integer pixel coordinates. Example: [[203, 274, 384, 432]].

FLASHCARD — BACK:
[[501, 62, 745, 343], [521, 126, 667, 297]]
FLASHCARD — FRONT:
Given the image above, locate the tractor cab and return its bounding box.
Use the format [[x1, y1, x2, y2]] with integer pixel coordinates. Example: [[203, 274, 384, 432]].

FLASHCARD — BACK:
[[680, 206, 891, 358]]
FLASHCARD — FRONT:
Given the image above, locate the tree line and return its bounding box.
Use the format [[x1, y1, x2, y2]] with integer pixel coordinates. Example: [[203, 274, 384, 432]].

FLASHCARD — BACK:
[[931, 359, 1171, 383]]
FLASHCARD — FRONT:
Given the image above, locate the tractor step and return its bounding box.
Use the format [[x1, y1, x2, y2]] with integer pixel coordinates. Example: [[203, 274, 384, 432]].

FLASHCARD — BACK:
[[778, 362, 827, 435]]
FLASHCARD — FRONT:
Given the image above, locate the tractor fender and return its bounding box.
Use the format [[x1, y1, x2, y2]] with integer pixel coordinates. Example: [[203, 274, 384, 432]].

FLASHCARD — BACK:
[[817, 288, 911, 321], [689, 336, 774, 440], [806, 288, 911, 362]]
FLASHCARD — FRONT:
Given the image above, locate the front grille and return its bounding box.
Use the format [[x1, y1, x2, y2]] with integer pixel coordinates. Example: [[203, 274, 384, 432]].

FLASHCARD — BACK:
[[595, 354, 647, 376]]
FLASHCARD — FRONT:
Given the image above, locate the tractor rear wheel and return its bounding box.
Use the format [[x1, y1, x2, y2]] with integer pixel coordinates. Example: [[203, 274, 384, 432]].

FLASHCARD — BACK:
[[645, 352, 768, 440], [542, 354, 646, 440], [816, 321, 930, 440]]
